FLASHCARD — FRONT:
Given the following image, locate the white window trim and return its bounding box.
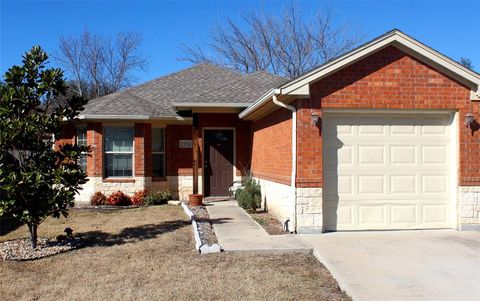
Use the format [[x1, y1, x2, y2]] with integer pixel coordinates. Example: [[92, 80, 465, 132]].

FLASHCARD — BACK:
[[104, 127, 135, 178], [152, 128, 166, 178], [76, 127, 88, 173]]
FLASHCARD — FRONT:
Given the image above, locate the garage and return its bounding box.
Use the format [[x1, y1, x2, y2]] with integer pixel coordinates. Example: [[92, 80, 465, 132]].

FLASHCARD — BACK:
[[323, 111, 457, 231]]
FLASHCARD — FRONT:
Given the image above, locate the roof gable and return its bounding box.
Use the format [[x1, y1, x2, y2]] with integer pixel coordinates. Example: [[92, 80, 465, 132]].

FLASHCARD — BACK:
[[280, 29, 480, 97], [240, 30, 480, 120]]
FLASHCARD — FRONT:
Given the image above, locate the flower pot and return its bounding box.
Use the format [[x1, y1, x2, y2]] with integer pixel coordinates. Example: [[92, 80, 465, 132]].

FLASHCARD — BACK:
[[188, 194, 203, 206]]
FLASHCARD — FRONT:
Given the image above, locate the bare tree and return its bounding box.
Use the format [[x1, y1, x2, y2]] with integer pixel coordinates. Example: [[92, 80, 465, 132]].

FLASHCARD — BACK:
[[57, 29, 147, 99], [460, 57, 474, 70], [180, 4, 362, 78]]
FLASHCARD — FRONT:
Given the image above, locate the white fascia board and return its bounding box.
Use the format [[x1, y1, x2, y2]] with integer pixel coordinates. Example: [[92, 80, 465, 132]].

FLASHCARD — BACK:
[[76, 115, 191, 122], [284, 84, 309, 96], [172, 102, 252, 108], [394, 32, 480, 85], [471, 90, 480, 101], [78, 114, 150, 120], [238, 89, 275, 119]]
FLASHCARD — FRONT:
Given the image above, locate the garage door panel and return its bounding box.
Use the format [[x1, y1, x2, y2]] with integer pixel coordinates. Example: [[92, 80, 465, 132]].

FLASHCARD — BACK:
[[390, 145, 417, 165], [358, 205, 386, 224], [358, 122, 386, 135], [390, 175, 417, 194], [421, 146, 448, 164], [390, 123, 416, 135], [358, 175, 386, 194], [323, 113, 453, 231], [422, 205, 448, 223], [391, 205, 418, 224], [422, 175, 448, 193], [358, 145, 385, 165]]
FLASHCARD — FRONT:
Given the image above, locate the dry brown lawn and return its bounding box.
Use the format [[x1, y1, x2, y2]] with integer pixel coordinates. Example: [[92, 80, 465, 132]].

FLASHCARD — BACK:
[[0, 206, 350, 301]]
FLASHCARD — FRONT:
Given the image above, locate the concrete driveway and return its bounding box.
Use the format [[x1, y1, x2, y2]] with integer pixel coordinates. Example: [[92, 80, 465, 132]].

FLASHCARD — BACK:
[[301, 230, 480, 301]]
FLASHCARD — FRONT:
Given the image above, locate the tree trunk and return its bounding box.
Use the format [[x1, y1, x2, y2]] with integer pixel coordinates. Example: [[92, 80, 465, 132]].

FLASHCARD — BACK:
[[28, 223, 38, 249]]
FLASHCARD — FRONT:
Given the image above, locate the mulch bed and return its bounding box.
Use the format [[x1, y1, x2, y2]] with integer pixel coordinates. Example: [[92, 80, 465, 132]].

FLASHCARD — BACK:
[[249, 211, 286, 235], [72, 204, 142, 211], [188, 205, 218, 246], [0, 237, 82, 261]]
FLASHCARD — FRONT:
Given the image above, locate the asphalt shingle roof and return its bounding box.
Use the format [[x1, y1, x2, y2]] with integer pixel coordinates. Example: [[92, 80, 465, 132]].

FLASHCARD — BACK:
[[82, 63, 286, 118]]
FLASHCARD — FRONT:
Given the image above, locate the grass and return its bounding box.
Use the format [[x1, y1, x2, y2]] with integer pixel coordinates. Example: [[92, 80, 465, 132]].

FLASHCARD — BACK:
[[0, 206, 350, 301]]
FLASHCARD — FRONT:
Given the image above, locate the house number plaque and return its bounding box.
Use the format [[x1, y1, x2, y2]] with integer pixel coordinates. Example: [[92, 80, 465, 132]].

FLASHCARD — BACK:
[[179, 140, 192, 148]]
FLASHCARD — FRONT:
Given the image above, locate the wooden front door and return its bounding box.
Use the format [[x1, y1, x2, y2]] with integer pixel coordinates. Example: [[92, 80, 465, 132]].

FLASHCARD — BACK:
[[204, 129, 234, 196]]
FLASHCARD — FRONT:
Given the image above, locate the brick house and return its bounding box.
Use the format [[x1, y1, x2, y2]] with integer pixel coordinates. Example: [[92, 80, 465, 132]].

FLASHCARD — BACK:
[[58, 30, 480, 233]]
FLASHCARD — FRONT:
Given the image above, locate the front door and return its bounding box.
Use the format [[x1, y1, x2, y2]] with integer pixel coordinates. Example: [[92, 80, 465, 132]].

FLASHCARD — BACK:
[[204, 129, 234, 196]]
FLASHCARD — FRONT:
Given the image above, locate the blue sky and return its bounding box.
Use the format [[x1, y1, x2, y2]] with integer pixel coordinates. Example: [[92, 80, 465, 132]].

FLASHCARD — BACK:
[[1, 0, 479, 83]]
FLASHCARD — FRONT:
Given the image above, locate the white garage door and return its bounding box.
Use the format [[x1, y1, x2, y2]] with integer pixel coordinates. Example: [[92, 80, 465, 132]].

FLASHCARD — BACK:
[[323, 113, 455, 231]]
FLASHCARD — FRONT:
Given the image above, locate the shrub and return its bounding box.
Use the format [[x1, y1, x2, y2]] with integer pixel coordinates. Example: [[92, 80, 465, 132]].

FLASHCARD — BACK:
[[236, 176, 261, 212], [107, 191, 132, 206], [90, 192, 107, 206], [144, 190, 171, 206], [131, 189, 148, 206]]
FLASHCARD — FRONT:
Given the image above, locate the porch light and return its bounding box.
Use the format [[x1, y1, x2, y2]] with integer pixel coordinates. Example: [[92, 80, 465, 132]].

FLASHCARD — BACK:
[[311, 112, 320, 126], [465, 113, 475, 127]]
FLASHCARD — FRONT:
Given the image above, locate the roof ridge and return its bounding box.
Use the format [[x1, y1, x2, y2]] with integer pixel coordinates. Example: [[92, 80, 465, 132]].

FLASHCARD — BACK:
[[183, 74, 257, 101]]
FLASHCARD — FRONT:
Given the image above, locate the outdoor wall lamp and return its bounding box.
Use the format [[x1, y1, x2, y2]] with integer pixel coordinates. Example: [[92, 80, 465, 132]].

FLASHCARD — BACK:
[[465, 113, 475, 127], [311, 112, 320, 126], [464, 112, 480, 136]]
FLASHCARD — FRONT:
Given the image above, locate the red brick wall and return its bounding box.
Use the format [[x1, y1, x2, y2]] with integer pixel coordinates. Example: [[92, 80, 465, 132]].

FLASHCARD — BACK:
[[198, 113, 252, 176], [296, 98, 323, 187], [251, 108, 292, 185], [86, 123, 103, 177], [166, 125, 193, 176], [296, 45, 477, 187], [134, 123, 151, 177]]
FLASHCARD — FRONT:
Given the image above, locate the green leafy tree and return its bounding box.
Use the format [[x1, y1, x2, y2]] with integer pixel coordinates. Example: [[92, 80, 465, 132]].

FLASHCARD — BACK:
[[0, 46, 90, 248]]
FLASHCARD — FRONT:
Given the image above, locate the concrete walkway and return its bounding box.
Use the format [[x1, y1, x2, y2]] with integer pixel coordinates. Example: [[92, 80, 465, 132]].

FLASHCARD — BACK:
[[301, 230, 480, 301], [206, 201, 311, 253]]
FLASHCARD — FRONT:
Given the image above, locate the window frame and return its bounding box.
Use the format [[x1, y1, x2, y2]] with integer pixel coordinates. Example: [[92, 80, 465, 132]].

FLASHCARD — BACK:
[[76, 127, 87, 173], [152, 127, 166, 178], [103, 127, 135, 178]]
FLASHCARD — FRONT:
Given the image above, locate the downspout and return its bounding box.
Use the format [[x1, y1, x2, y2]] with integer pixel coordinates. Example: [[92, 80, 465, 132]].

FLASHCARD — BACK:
[[272, 89, 297, 233]]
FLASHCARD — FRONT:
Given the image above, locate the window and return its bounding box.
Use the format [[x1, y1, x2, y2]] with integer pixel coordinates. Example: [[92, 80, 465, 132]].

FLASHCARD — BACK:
[[152, 128, 165, 177], [104, 128, 133, 177], [76, 127, 87, 173]]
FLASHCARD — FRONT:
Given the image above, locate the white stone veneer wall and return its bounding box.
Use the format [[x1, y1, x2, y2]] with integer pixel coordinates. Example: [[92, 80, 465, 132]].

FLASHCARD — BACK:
[[254, 177, 293, 221], [459, 186, 480, 230], [76, 177, 152, 203], [76, 175, 202, 203], [296, 187, 323, 234], [167, 176, 202, 201]]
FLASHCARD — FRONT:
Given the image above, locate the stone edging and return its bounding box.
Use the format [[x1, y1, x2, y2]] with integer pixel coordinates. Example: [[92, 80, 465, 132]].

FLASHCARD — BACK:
[[180, 202, 221, 254]]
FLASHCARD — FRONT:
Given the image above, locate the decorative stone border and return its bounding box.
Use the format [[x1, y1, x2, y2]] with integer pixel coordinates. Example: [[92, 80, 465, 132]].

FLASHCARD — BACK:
[[180, 202, 221, 253]]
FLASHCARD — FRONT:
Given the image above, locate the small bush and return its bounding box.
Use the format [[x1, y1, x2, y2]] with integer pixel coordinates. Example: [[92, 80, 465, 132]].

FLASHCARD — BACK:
[[90, 192, 107, 206], [131, 189, 148, 206], [107, 191, 132, 206], [144, 190, 171, 206], [236, 176, 261, 212]]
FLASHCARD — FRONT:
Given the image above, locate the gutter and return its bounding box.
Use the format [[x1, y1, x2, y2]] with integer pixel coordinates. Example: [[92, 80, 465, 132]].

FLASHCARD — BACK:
[[239, 89, 275, 119], [271, 89, 297, 233], [76, 115, 191, 121]]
